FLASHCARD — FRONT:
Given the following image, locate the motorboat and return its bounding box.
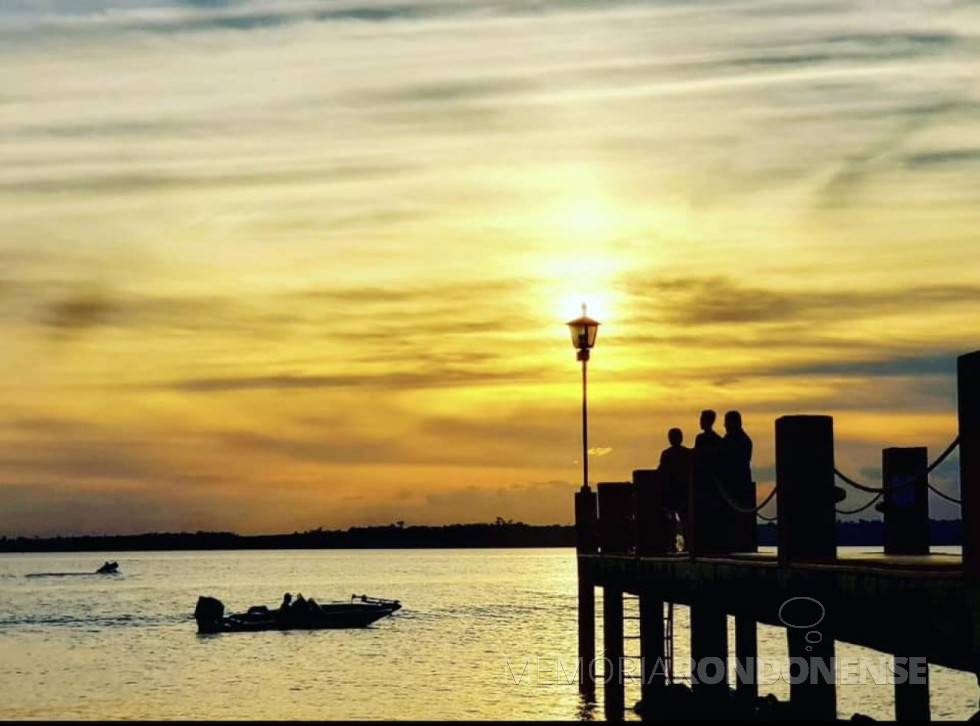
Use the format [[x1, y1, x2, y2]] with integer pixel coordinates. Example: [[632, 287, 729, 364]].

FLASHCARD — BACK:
[[96, 561, 119, 574], [194, 594, 402, 634]]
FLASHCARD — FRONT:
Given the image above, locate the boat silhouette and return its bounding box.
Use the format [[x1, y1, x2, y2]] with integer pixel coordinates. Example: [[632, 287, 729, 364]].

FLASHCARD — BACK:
[[194, 594, 402, 634]]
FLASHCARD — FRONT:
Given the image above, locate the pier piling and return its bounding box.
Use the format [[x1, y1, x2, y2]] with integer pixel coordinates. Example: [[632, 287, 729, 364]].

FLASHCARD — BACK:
[[639, 592, 666, 706], [776, 415, 837, 565], [603, 586, 625, 720], [734, 615, 757, 702], [959, 351, 980, 578], [882, 446, 930, 556], [690, 602, 728, 698]]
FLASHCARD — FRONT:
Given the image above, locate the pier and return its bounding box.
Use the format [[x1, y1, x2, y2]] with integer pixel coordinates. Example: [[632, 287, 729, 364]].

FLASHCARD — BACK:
[[575, 350, 980, 721]]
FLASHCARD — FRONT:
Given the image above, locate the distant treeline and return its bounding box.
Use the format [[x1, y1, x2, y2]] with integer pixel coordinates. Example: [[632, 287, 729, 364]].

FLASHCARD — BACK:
[[0, 521, 575, 553], [0, 519, 962, 553], [758, 519, 962, 547]]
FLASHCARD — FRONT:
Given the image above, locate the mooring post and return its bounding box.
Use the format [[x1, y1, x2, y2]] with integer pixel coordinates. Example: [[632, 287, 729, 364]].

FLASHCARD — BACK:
[[634, 469, 670, 555], [603, 586, 625, 720], [689, 447, 728, 555], [690, 602, 728, 702], [776, 415, 837, 718], [597, 482, 635, 555], [775, 415, 837, 565], [639, 592, 666, 708], [881, 447, 930, 556], [575, 486, 599, 555], [959, 351, 980, 578], [734, 616, 758, 702]]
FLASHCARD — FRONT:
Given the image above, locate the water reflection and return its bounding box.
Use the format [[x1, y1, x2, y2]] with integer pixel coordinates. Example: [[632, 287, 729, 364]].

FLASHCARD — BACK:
[[576, 692, 597, 721]]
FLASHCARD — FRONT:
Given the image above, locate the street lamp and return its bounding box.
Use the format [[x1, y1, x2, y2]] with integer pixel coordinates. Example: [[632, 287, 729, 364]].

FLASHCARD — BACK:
[[566, 303, 601, 493]]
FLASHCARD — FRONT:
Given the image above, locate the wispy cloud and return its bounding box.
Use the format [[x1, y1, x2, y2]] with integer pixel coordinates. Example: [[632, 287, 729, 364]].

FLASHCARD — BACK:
[[1, 0, 978, 534]]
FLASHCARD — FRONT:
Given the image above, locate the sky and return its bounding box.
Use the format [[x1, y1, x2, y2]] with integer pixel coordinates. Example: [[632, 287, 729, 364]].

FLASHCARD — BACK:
[[1, 0, 978, 536]]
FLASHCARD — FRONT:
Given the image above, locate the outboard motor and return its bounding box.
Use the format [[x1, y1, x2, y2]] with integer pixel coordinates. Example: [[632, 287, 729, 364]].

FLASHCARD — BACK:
[[194, 596, 225, 634]]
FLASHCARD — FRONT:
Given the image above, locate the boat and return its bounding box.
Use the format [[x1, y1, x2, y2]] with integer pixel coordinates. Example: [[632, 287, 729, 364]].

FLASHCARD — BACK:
[[194, 594, 402, 634], [26, 561, 121, 578]]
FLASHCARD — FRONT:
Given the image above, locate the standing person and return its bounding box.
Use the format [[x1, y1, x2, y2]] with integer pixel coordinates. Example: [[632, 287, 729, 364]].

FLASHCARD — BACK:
[[695, 409, 723, 449], [723, 410, 757, 552], [692, 409, 725, 553], [659, 427, 692, 552]]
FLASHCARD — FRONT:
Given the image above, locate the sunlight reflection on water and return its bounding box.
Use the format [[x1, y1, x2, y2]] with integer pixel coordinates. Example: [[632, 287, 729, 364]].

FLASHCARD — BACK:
[[0, 548, 974, 720]]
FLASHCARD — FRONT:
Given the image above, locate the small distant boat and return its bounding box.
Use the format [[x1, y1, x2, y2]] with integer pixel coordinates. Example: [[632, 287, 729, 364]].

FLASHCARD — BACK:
[[194, 594, 402, 634], [26, 561, 121, 578]]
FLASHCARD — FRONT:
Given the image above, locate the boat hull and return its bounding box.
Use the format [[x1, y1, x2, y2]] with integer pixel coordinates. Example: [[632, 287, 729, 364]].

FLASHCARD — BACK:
[[195, 595, 401, 634]]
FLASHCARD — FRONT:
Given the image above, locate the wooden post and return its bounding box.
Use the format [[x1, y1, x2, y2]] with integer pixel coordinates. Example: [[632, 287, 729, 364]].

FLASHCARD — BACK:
[[603, 587, 625, 720], [959, 351, 980, 578], [634, 469, 669, 555], [575, 487, 598, 555], [575, 487, 598, 694], [787, 625, 836, 720], [894, 675, 930, 721], [892, 589, 928, 719], [639, 593, 665, 707], [734, 616, 758, 702], [598, 482, 635, 555], [689, 447, 729, 555], [776, 415, 837, 565], [960, 352, 980, 710], [882, 447, 930, 556], [690, 603, 728, 698], [578, 564, 596, 695]]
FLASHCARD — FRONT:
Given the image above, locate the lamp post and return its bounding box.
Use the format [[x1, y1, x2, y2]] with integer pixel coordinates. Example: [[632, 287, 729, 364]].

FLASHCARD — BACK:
[[567, 303, 600, 492]]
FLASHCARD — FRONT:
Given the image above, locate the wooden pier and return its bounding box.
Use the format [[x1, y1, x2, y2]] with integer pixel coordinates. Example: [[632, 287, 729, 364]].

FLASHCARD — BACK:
[[575, 350, 980, 721]]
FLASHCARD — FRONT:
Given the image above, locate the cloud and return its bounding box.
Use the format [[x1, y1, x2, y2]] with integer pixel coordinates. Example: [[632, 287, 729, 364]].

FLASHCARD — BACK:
[[42, 292, 118, 331], [1, 0, 978, 536], [904, 149, 980, 169], [623, 275, 980, 326]]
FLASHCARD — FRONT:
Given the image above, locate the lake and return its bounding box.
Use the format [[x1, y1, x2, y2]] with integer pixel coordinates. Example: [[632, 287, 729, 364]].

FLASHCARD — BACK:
[[0, 548, 975, 720]]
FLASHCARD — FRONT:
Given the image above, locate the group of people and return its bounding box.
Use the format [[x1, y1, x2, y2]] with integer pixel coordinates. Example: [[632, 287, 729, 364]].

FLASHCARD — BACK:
[[277, 592, 324, 622], [656, 409, 755, 553]]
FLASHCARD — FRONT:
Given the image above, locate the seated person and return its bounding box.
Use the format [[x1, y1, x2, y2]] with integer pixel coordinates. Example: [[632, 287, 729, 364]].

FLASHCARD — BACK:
[[292, 593, 311, 617], [276, 593, 293, 623]]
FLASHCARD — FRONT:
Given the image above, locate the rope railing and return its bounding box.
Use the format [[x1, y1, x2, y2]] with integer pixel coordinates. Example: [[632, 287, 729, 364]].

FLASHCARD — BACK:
[[833, 435, 960, 496], [835, 491, 882, 515], [927, 482, 962, 505], [711, 476, 777, 517]]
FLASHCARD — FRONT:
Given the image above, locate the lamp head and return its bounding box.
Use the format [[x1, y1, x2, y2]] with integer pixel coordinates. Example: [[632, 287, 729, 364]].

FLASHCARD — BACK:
[[566, 303, 600, 358]]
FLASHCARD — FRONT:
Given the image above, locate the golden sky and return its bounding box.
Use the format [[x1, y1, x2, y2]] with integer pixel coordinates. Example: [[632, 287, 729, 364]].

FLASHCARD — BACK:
[[1, 0, 978, 536]]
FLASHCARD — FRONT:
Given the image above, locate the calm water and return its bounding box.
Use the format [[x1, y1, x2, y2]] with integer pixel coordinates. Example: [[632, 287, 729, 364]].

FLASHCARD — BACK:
[[0, 548, 975, 720]]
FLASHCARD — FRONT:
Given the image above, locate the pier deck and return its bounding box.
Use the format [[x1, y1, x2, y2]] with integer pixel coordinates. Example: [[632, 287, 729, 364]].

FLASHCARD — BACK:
[[581, 551, 971, 672], [572, 350, 980, 720]]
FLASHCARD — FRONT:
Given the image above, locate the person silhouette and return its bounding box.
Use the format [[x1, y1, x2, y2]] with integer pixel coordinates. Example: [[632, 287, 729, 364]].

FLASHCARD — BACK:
[[692, 409, 725, 553], [695, 409, 722, 449], [276, 593, 293, 625], [659, 427, 692, 552], [722, 410, 752, 492], [723, 410, 756, 551]]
